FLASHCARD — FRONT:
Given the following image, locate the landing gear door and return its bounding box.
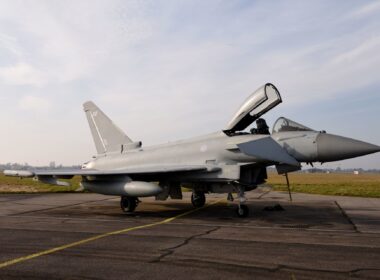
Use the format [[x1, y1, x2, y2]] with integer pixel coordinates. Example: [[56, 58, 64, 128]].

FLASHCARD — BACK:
[[224, 83, 282, 134]]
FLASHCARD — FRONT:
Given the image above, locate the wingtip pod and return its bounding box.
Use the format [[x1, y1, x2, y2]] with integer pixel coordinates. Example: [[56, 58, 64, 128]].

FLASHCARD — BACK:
[[3, 170, 35, 178]]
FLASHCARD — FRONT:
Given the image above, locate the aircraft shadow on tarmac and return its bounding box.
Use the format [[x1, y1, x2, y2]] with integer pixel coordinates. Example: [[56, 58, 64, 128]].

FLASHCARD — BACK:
[[31, 199, 359, 231]]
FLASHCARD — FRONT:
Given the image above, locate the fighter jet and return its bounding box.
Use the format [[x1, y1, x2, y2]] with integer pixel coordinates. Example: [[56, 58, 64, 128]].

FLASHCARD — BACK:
[[4, 83, 380, 217]]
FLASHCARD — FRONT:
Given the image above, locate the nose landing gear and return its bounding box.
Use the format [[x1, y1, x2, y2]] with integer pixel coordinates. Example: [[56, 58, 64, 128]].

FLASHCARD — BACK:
[[237, 204, 249, 217], [234, 186, 250, 218]]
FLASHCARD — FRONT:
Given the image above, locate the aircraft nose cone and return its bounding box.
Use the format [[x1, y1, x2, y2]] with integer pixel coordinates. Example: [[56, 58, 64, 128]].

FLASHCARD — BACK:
[[316, 133, 380, 162]]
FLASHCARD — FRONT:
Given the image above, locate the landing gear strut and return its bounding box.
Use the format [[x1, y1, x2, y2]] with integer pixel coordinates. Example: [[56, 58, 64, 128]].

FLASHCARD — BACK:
[[236, 186, 249, 218], [120, 196, 138, 213], [191, 192, 206, 208]]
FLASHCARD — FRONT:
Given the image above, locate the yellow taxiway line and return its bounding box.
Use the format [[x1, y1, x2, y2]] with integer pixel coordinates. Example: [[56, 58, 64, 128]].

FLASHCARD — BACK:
[[0, 199, 224, 269]]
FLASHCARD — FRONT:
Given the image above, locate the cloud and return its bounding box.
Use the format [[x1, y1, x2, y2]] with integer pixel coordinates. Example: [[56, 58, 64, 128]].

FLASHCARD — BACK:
[[0, 0, 156, 87], [18, 95, 51, 113], [0, 63, 47, 86], [247, 35, 380, 107], [348, 1, 380, 18], [0, 33, 23, 57], [331, 37, 380, 64], [0, 1, 379, 168]]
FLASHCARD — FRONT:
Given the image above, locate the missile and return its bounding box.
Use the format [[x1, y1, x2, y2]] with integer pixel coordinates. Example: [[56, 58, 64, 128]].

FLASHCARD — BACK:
[[37, 176, 71, 187], [3, 170, 34, 177]]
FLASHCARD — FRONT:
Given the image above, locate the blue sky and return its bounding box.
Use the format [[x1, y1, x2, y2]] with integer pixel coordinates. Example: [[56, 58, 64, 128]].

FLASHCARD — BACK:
[[0, 0, 379, 168]]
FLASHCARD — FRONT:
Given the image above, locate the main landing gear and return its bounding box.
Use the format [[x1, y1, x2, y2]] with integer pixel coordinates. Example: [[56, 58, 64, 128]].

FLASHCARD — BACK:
[[120, 196, 139, 213], [191, 192, 206, 208]]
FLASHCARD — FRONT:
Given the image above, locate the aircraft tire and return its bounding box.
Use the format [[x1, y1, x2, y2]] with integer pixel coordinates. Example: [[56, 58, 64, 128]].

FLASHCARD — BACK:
[[191, 192, 206, 208], [120, 196, 137, 213], [237, 205, 249, 218]]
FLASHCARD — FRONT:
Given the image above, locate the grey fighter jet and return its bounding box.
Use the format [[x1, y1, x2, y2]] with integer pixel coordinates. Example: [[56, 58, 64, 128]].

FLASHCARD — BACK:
[[4, 83, 380, 217]]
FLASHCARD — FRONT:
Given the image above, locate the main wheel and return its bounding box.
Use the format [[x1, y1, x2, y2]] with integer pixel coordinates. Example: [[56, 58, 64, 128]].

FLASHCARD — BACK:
[[120, 196, 137, 213], [191, 192, 206, 208], [236, 205, 249, 218]]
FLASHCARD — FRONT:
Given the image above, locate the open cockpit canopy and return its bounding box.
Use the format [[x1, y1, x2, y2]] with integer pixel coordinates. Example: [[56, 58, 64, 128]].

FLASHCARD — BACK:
[[272, 117, 315, 134], [224, 83, 282, 134]]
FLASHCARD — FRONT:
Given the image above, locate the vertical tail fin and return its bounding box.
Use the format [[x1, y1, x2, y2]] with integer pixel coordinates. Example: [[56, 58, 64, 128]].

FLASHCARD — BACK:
[[83, 101, 133, 154]]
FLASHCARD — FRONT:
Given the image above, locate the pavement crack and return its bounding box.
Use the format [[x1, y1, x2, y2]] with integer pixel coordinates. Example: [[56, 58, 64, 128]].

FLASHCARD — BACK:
[[150, 226, 220, 263], [276, 264, 380, 277], [334, 201, 359, 233], [171, 258, 380, 277]]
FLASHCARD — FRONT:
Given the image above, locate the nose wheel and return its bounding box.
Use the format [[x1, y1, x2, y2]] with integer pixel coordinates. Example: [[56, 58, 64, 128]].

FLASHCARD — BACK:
[[236, 204, 249, 218], [120, 196, 138, 213]]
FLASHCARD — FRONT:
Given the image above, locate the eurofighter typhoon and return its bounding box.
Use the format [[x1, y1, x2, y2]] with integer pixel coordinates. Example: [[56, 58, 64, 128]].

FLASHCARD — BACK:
[[5, 84, 380, 217]]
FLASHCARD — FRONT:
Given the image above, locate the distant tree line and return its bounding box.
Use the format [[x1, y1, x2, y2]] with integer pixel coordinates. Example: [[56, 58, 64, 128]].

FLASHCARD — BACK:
[[267, 166, 380, 173], [0, 162, 81, 171]]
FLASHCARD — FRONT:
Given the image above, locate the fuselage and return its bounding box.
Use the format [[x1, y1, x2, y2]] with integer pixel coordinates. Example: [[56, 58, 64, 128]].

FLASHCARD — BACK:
[[84, 128, 380, 175], [85, 132, 264, 171]]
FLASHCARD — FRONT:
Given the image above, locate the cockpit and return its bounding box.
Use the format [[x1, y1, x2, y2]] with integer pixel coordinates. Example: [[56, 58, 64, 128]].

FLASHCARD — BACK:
[[224, 83, 282, 136], [222, 83, 320, 137], [272, 117, 315, 134]]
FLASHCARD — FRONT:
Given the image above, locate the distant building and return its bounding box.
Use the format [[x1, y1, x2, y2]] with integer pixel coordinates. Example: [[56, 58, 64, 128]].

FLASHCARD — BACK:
[[353, 170, 360, 175]]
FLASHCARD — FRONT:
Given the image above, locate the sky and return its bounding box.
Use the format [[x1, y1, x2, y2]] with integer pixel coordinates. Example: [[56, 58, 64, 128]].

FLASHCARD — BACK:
[[0, 0, 379, 169]]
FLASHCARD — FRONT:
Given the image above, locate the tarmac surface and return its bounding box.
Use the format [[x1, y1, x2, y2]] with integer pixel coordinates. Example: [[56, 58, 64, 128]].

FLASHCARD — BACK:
[[0, 190, 380, 279]]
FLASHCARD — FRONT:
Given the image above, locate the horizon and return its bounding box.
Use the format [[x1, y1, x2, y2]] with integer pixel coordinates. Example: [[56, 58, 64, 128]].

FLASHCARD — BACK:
[[1, 162, 380, 172]]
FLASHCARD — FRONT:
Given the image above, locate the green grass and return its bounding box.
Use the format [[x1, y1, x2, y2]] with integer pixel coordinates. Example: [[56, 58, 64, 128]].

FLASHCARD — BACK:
[[267, 172, 380, 198], [0, 174, 82, 193]]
